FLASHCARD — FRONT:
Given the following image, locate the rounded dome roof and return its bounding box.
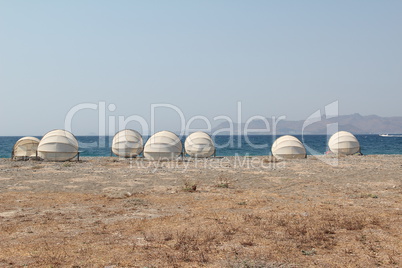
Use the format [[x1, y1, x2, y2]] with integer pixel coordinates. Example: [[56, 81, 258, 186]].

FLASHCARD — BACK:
[[38, 129, 79, 161], [144, 131, 182, 160], [12, 137, 40, 158], [271, 135, 306, 159], [112, 129, 143, 157], [185, 131, 215, 158], [328, 131, 360, 155]]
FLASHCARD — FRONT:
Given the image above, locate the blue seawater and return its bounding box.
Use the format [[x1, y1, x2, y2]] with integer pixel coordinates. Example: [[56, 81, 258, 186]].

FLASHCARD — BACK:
[[0, 135, 401, 158]]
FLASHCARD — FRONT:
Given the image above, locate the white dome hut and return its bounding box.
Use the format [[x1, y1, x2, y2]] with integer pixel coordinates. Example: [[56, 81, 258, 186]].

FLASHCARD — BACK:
[[185, 131, 215, 157], [37, 130, 79, 161], [12, 137, 40, 160], [328, 131, 360, 155], [144, 131, 182, 160], [271, 135, 306, 159], [112, 129, 143, 157]]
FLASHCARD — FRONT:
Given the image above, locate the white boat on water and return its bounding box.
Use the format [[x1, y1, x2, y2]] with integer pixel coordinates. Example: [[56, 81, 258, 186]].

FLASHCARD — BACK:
[[379, 134, 402, 137]]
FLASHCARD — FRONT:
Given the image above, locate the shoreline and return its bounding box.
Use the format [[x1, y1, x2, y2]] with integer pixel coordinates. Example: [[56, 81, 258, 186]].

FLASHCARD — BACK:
[[2, 134, 402, 158], [2, 152, 402, 159]]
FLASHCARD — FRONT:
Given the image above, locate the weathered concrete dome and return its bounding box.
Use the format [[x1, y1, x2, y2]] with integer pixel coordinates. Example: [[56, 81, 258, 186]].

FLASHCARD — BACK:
[[37, 130, 79, 161], [144, 131, 182, 160], [328, 131, 360, 155], [185, 131, 215, 157], [271, 135, 306, 159], [12, 137, 40, 159], [112, 129, 143, 157]]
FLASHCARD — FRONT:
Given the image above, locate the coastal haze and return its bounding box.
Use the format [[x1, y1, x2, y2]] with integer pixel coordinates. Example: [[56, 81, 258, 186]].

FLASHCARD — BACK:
[[214, 113, 402, 135]]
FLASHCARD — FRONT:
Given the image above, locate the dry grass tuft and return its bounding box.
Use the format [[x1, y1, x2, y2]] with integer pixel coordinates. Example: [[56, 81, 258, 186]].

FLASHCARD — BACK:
[[216, 175, 231, 188], [360, 193, 379, 199], [182, 179, 198, 192], [31, 165, 43, 170], [263, 156, 281, 163]]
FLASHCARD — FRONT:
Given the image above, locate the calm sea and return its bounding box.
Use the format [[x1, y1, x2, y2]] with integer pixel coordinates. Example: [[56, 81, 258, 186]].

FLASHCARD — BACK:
[[0, 135, 401, 158]]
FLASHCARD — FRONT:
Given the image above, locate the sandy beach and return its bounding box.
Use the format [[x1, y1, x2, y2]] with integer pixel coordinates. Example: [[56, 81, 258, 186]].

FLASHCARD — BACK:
[[0, 155, 401, 267]]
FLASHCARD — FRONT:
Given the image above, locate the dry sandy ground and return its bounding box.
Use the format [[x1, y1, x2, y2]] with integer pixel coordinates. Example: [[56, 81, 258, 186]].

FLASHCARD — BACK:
[[0, 155, 401, 267]]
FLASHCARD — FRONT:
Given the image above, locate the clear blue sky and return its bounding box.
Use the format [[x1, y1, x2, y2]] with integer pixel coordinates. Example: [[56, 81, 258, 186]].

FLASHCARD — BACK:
[[1, 0, 401, 135]]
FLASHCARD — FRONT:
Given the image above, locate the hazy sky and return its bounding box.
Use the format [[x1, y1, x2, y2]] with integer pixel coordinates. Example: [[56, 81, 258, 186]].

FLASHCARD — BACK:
[[1, 0, 401, 135]]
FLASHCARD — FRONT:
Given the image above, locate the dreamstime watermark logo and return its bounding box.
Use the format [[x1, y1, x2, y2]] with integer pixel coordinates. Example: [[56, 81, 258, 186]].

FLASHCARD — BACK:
[[64, 100, 340, 166]]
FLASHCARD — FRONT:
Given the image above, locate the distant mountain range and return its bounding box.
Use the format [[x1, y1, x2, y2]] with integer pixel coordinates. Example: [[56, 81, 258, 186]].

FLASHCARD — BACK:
[[212, 113, 402, 135]]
